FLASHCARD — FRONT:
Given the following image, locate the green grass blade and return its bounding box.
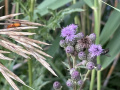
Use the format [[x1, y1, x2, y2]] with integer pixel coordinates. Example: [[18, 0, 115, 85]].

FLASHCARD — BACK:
[[101, 27, 120, 70], [100, 3, 120, 45]]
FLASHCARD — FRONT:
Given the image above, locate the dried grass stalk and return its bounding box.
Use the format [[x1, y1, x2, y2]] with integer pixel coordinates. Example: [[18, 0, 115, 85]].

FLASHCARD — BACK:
[[0, 13, 23, 21], [0, 26, 38, 31]]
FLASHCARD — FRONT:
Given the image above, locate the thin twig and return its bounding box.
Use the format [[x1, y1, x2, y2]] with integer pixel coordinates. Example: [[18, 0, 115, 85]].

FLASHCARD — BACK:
[[103, 54, 119, 90]]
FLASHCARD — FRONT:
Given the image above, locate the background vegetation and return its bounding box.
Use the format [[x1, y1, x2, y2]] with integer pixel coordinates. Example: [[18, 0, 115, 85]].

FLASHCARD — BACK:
[[0, 0, 120, 90]]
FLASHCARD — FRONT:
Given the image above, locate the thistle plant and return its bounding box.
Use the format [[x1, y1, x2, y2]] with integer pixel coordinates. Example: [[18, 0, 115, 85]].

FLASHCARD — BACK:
[[53, 24, 108, 90], [0, 6, 57, 90]]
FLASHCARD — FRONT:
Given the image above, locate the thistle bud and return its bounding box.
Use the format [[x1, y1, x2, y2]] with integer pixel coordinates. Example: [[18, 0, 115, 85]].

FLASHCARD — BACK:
[[88, 33, 96, 42], [59, 40, 66, 47], [71, 70, 80, 81], [78, 51, 86, 60], [96, 64, 101, 70], [75, 33, 84, 40], [86, 62, 95, 70], [65, 46, 74, 54], [87, 53, 96, 61], [77, 80, 83, 86], [75, 43, 84, 52], [53, 81, 61, 89], [66, 40, 76, 46], [66, 79, 74, 87]]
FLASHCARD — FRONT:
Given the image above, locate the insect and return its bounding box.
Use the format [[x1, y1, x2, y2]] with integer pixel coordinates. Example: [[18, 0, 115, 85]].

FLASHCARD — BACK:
[[101, 48, 111, 57], [7, 22, 21, 28]]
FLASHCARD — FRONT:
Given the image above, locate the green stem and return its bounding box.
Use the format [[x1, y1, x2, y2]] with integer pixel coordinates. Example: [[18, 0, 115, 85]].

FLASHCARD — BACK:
[[90, 0, 101, 90], [28, 59, 32, 87], [15, 1, 19, 19], [80, 70, 91, 90], [72, 0, 81, 28], [89, 69, 96, 90], [28, 0, 35, 87]]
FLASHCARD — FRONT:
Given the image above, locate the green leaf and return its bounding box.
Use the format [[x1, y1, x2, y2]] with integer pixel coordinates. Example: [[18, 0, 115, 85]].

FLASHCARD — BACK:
[[83, 0, 94, 9], [100, 4, 120, 45], [101, 27, 120, 70]]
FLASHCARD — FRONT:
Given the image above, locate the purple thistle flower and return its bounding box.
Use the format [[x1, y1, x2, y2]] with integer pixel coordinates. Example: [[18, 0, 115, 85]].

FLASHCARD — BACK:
[[53, 81, 61, 89], [68, 24, 78, 30], [88, 44, 103, 57], [61, 24, 77, 41], [66, 79, 74, 87], [71, 70, 80, 81]]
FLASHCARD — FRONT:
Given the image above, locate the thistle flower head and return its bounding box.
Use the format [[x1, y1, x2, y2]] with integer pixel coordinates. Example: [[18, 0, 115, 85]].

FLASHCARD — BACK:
[[66, 79, 74, 87], [76, 36, 92, 49], [53, 81, 61, 89], [88, 44, 103, 57], [61, 24, 77, 41], [71, 70, 80, 81]]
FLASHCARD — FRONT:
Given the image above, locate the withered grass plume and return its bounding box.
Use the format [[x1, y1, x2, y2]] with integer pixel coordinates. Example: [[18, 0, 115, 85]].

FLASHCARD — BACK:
[[0, 6, 57, 90]]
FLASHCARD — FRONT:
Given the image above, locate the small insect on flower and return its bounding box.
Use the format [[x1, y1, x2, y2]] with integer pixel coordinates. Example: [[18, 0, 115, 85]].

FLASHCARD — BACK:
[[7, 23, 21, 28], [101, 48, 111, 57]]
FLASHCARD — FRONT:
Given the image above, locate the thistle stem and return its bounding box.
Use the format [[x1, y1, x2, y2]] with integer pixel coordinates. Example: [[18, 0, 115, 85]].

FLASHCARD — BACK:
[[72, 0, 81, 28], [28, 0, 35, 87], [90, 0, 101, 90]]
